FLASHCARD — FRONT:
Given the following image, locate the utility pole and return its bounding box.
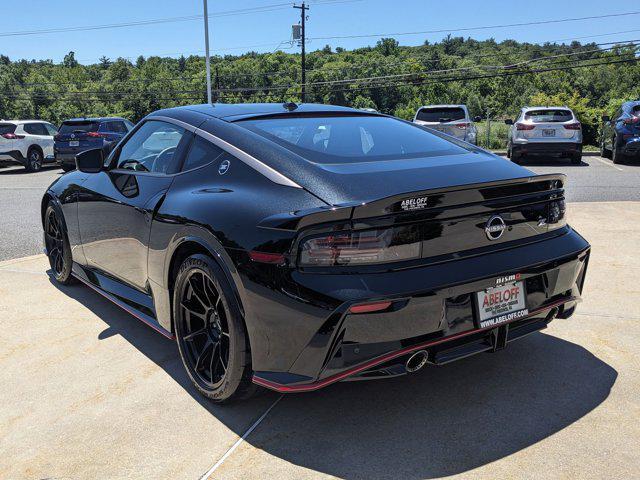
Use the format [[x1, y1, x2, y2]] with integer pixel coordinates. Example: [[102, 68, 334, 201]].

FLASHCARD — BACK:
[[293, 2, 309, 103], [203, 0, 212, 104]]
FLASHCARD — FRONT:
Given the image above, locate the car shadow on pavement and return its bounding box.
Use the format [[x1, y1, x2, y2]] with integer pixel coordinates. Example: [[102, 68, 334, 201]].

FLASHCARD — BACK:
[[46, 272, 282, 429], [0, 164, 61, 175], [49, 272, 617, 479]]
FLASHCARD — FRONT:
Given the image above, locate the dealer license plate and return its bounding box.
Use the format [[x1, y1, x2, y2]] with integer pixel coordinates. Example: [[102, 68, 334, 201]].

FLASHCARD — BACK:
[[69, 140, 79, 147], [476, 281, 528, 328], [542, 129, 556, 137]]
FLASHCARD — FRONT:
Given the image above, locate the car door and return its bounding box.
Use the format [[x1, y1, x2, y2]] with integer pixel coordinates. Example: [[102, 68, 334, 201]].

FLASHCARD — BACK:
[[23, 123, 51, 157], [77, 119, 191, 291]]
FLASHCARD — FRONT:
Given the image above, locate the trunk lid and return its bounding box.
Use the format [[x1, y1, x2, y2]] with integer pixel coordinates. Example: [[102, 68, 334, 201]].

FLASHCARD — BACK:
[[55, 120, 104, 153]]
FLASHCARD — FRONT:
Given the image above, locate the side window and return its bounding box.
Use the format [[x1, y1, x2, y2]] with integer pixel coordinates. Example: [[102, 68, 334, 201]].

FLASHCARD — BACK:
[[112, 121, 128, 134], [24, 123, 46, 135], [182, 135, 224, 171], [44, 123, 58, 136], [99, 122, 114, 132], [116, 120, 186, 173]]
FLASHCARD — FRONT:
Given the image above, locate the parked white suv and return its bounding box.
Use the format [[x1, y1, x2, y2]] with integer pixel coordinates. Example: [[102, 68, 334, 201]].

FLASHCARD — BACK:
[[506, 107, 582, 164], [413, 104, 480, 145], [0, 120, 58, 172]]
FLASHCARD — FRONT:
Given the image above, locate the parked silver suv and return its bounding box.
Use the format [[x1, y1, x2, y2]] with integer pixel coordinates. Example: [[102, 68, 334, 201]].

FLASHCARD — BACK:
[[413, 104, 480, 145], [506, 106, 582, 164]]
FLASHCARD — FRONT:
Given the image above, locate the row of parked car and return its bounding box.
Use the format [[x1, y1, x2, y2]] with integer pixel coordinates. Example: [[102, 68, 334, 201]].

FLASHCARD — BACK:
[[413, 100, 640, 164], [0, 116, 134, 172], [2, 100, 639, 172]]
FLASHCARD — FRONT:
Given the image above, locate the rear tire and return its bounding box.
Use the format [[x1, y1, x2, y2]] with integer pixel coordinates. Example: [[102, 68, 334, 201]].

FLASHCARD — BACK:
[[571, 152, 582, 165], [25, 147, 43, 172], [600, 137, 612, 159], [44, 203, 76, 285], [612, 138, 627, 165], [173, 254, 258, 403], [61, 162, 75, 172]]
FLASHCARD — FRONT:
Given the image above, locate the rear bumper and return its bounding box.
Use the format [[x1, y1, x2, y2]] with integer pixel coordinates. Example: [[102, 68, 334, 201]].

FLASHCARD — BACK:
[[511, 142, 582, 155], [248, 227, 591, 393]]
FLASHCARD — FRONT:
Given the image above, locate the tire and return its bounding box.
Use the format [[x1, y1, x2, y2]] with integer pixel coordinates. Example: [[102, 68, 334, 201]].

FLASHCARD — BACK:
[[25, 147, 43, 172], [571, 152, 582, 165], [44, 203, 76, 285], [61, 162, 75, 172], [612, 137, 627, 165], [173, 254, 258, 403], [600, 137, 612, 159], [506, 142, 512, 159]]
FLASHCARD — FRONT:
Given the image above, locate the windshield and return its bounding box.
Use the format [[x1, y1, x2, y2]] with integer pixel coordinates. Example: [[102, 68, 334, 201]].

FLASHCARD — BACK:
[[59, 121, 99, 134], [238, 115, 469, 164], [524, 110, 573, 123], [416, 107, 466, 123]]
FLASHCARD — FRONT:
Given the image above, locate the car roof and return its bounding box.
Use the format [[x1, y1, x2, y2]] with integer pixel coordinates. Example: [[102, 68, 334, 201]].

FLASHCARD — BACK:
[[155, 103, 368, 121], [622, 100, 640, 109], [522, 106, 573, 112], [62, 117, 126, 123], [417, 104, 468, 109], [1, 120, 50, 124]]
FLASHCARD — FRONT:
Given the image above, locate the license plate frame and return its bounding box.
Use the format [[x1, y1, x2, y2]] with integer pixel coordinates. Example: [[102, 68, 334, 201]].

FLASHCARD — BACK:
[[542, 129, 556, 137], [69, 140, 79, 147], [475, 281, 528, 329]]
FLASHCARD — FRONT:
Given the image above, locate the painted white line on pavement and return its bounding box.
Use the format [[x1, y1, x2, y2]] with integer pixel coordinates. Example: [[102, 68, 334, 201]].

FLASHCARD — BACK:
[[199, 395, 284, 480], [593, 156, 623, 171]]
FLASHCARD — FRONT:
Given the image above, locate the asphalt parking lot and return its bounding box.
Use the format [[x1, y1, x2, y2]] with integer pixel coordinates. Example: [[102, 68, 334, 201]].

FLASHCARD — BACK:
[[1, 155, 639, 479]]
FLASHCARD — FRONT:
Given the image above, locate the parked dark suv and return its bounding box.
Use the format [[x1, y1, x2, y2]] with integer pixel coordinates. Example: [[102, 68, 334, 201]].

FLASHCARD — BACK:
[[55, 117, 134, 171], [600, 100, 640, 164]]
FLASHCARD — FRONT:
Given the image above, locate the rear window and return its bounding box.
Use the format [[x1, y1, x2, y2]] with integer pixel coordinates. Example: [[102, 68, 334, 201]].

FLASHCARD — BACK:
[[524, 110, 573, 123], [59, 121, 99, 134], [238, 115, 469, 164], [416, 107, 466, 123], [0, 124, 16, 135], [632, 105, 640, 114]]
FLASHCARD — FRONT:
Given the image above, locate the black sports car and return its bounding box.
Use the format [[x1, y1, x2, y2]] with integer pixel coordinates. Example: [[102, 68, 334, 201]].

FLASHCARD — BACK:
[[42, 103, 590, 403]]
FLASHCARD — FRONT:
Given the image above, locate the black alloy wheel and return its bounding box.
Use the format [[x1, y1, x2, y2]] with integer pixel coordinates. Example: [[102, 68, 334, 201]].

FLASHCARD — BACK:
[[174, 255, 257, 402], [44, 204, 75, 284], [26, 148, 43, 172]]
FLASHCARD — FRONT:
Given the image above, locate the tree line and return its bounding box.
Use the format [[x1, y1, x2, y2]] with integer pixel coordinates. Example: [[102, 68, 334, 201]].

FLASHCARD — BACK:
[[1, 36, 639, 145]]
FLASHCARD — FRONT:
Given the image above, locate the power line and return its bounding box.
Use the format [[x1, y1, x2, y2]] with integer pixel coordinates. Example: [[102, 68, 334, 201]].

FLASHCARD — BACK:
[[308, 11, 640, 41]]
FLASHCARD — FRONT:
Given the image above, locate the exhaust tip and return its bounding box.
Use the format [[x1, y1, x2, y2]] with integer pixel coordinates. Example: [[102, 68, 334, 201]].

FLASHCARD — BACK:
[[406, 350, 428, 373]]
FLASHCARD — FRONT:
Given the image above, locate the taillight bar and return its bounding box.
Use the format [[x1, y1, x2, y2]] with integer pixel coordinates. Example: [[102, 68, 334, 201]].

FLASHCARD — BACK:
[[563, 123, 582, 130], [1, 133, 25, 139], [86, 132, 109, 138], [623, 116, 640, 125], [516, 123, 535, 131], [456, 123, 470, 129]]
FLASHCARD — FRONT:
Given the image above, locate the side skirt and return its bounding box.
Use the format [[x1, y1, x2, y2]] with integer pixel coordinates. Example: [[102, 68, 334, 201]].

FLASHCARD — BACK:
[[71, 263, 174, 340]]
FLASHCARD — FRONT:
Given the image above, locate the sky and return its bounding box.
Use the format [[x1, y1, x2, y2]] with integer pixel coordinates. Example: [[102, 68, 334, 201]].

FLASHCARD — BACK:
[[1, 0, 640, 64]]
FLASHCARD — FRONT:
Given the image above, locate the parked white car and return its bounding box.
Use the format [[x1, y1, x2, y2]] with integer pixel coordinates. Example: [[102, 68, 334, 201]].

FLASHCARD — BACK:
[[413, 104, 480, 145], [0, 120, 58, 172], [506, 107, 582, 164]]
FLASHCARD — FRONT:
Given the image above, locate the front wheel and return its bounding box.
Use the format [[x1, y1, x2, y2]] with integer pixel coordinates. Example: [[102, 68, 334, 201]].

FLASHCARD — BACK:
[[173, 254, 257, 403], [44, 203, 76, 284]]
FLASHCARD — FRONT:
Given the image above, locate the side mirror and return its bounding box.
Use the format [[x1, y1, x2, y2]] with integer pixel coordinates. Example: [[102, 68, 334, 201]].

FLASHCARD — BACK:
[[601, 115, 610, 123], [504, 119, 514, 126], [472, 116, 482, 123], [75, 148, 104, 173]]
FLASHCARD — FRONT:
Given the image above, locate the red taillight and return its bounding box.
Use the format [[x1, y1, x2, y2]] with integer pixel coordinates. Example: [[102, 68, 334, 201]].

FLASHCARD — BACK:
[[516, 123, 535, 131], [563, 123, 582, 130], [299, 228, 422, 267], [86, 132, 108, 138], [623, 116, 640, 125], [349, 301, 393, 314], [456, 123, 470, 130], [1, 133, 24, 139], [249, 251, 285, 265]]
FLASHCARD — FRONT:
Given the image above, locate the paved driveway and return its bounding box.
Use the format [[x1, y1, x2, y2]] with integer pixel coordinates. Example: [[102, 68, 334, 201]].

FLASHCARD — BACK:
[[1, 202, 639, 479]]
